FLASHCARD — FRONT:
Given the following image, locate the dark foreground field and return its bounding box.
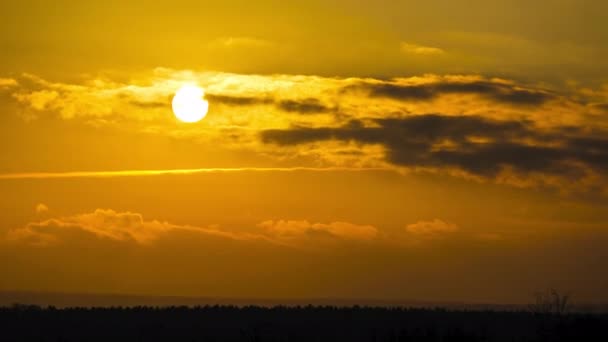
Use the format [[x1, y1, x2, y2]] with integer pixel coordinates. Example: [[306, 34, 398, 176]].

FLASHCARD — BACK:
[[1, 305, 607, 342]]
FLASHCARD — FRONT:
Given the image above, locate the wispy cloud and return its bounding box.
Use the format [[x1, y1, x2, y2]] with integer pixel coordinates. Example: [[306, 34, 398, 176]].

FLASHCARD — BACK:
[[0, 77, 18, 88], [35, 203, 49, 214], [0, 167, 392, 180], [405, 219, 459, 236], [400, 42, 445, 55], [208, 36, 274, 49]]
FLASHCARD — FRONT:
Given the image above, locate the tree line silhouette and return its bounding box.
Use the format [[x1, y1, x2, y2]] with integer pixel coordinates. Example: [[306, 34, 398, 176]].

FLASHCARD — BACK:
[[1, 303, 607, 341]]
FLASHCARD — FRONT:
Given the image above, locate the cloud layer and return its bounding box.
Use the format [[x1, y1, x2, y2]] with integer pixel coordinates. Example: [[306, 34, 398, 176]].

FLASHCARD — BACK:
[[6, 209, 254, 246], [261, 114, 608, 191], [6, 207, 483, 250], [7, 209, 385, 248], [5, 69, 608, 194]]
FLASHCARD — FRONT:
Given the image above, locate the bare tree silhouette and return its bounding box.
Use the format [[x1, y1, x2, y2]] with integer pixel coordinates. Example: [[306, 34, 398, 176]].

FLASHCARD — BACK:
[[528, 288, 571, 315]]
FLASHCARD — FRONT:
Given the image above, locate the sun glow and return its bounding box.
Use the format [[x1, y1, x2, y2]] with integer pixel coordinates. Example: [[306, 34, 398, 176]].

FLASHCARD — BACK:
[[172, 85, 209, 123]]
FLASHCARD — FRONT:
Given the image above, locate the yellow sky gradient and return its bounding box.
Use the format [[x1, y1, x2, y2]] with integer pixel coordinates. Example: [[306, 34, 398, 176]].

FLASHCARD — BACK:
[[1, 0, 608, 304]]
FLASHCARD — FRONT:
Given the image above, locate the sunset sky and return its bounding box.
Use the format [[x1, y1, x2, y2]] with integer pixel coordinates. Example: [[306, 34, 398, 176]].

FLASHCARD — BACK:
[[1, 0, 608, 304]]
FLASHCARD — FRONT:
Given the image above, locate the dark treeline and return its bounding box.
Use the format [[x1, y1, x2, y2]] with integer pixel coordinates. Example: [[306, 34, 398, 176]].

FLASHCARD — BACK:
[[1, 304, 607, 341]]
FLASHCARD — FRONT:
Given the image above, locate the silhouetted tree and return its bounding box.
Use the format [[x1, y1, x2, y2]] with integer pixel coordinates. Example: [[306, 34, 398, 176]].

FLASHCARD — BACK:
[[528, 288, 571, 315]]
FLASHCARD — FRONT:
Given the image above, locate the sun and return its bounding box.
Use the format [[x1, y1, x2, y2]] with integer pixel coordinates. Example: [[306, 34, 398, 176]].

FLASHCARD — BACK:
[[172, 85, 209, 123]]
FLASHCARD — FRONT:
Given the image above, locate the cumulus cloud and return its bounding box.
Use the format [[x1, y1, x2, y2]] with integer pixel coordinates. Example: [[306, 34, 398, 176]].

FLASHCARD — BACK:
[[258, 220, 378, 242], [7, 209, 265, 246], [7, 209, 380, 248], [6, 207, 509, 251], [400, 42, 445, 55]]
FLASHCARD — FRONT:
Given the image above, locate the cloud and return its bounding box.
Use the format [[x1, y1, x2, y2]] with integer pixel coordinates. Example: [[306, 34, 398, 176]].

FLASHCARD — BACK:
[[7, 209, 380, 248], [276, 98, 332, 114], [405, 219, 459, 236], [208, 37, 274, 49], [0, 167, 389, 180], [261, 114, 608, 191], [400, 42, 445, 55], [257, 220, 378, 242], [4, 70, 572, 131], [591, 103, 608, 112], [206, 94, 331, 114], [0, 78, 18, 89], [13, 90, 59, 111], [7, 69, 608, 193], [205, 94, 272, 106], [346, 79, 553, 106], [7, 209, 267, 246], [128, 99, 170, 109], [35, 203, 49, 214], [5, 208, 513, 253]]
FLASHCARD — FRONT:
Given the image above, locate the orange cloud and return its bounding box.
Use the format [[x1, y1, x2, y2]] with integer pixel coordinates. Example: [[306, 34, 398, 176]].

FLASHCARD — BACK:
[[7, 210, 381, 248], [7, 209, 266, 247], [258, 219, 378, 242], [405, 219, 459, 236], [35, 203, 49, 214]]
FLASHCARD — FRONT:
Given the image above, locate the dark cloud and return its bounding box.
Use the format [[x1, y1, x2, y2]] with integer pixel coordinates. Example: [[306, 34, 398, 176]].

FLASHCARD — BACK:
[[206, 94, 331, 114], [277, 98, 331, 114], [355, 83, 435, 101], [129, 100, 169, 108], [121, 91, 171, 108], [591, 103, 608, 112], [346, 80, 553, 106], [205, 94, 272, 106], [261, 114, 608, 178]]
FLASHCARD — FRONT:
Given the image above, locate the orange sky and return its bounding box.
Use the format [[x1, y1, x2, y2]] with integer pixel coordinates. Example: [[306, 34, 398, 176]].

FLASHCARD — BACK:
[[1, 0, 608, 304]]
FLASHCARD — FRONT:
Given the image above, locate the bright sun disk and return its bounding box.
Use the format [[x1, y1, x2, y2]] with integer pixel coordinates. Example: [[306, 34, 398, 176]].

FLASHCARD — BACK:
[[172, 85, 209, 123]]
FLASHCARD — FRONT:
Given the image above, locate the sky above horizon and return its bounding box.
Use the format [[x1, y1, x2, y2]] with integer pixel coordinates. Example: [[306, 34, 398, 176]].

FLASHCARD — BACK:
[[1, 0, 608, 304]]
